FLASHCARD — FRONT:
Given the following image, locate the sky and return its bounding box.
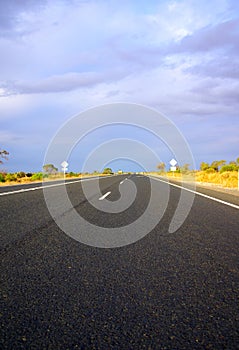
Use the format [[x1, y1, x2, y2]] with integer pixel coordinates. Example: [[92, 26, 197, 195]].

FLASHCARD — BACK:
[[0, 0, 239, 173]]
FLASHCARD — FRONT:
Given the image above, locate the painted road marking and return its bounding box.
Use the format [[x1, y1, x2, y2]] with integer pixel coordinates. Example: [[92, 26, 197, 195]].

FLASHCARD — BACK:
[[0, 176, 107, 197], [150, 176, 239, 210], [99, 191, 111, 200], [120, 178, 128, 185]]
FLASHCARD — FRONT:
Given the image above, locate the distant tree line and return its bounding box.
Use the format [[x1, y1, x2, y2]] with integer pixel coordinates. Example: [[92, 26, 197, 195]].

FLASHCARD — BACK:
[[0, 152, 115, 182], [157, 157, 239, 173], [200, 158, 239, 173]]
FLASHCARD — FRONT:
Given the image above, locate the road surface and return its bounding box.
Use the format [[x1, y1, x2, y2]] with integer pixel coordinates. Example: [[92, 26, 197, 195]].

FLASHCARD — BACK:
[[1, 175, 239, 349]]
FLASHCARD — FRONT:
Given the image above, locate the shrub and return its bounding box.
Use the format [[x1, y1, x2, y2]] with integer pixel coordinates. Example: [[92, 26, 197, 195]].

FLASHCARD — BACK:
[[17, 171, 26, 178], [220, 165, 238, 173], [67, 171, 78, 177], [103, 168, 113, 175], [30, 172, 43, 181], [200, 162, 210, 171], [205, 168, 216, 173], [5, 173, 17, 182], [0, 173, 6, 182]]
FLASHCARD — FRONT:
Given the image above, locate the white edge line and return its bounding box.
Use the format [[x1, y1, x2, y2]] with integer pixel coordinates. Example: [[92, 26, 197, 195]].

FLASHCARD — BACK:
[[99, 191, 111, 200], [0, 176, 107, 197], [149, 175, 239, 210]]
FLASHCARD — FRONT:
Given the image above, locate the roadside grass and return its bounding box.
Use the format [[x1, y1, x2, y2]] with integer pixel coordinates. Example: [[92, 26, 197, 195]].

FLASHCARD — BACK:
[[0, 172, 110, 186], [1, 170, 238, 188], [150, 171, 238, 188], [196, 170, 238, 188]]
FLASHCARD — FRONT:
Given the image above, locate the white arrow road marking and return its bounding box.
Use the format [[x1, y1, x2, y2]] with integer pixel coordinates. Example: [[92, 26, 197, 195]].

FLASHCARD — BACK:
[[99, 191, 111, 200]]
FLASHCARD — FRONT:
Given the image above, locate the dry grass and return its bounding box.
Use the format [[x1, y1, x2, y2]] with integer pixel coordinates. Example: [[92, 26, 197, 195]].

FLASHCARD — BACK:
[[196, 171, 238, 188], [164, 171, 238, 188], [0, 173, 110, 186]]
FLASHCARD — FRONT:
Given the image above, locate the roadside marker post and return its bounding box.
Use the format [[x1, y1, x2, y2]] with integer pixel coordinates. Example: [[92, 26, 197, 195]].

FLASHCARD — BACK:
[[170, 159, 177, 176], [61, 161, 69, 180]]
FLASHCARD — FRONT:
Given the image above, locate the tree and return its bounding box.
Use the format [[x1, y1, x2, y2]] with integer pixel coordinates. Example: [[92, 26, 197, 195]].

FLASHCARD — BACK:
[[102, 167, 113, 174], [210, 160, 226, 172], [157, 162, 165, 172], [200, 162, 210, 171], [0, 149, 9, 164], [43, 164, 58, 174]]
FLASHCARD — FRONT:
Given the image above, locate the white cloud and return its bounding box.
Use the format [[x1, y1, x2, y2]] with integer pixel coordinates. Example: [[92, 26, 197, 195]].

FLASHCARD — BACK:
[[0, 0, 239, 171]]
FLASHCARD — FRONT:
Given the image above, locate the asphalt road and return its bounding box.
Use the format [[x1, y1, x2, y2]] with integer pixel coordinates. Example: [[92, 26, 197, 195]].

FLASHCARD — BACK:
[[1, 175, 239, 349], [0, 177, 97, 193]]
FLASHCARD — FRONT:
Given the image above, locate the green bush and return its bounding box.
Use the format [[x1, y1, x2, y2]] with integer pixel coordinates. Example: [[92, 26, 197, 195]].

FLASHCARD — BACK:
[[5, 173, 17, 182], [0, 173, 6, 182], [17, 171, 26, 178], [220, 165, 238, 173], [103, 168, 113, 174], [31, 172, 43, 181], [30, 172, 49, 181], [205, 168, 216, 173], [67, 171, 78, 177]]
